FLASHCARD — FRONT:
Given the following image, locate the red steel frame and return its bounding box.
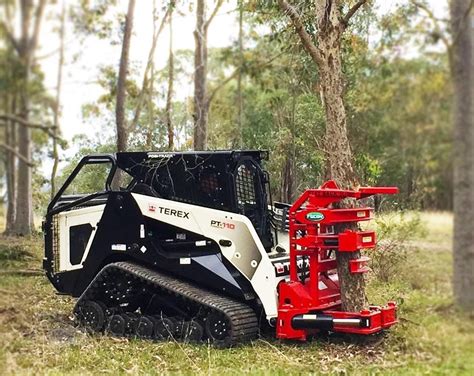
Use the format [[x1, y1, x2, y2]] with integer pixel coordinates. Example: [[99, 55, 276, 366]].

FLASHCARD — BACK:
[[276, 180, 399, 340]]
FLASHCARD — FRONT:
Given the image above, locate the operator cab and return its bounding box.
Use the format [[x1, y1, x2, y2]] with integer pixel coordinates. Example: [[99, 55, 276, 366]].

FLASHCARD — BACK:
[[48, 151, 276, 252], [117, 150, 274, 250]]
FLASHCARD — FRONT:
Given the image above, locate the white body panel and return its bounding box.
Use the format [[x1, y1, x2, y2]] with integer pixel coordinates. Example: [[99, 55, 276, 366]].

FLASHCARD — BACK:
[[132, 193, 279, 320], [58, 205, 105, 272]]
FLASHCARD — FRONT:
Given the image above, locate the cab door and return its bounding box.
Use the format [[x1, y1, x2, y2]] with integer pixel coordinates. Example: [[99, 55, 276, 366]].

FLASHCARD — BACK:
[[46, 155, 117, 274], [57, 205, 105, 271]]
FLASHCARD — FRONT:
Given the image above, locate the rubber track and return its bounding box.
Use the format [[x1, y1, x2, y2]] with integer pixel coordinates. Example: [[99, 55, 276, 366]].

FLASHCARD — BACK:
[[75, 261, 258, 346]]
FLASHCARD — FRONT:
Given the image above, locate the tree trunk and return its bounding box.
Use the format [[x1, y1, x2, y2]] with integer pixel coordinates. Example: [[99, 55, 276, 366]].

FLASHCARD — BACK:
[[14, 80, 33, 235], [4, 96, 16, 234], [280, 0, 368, 312], [165, 6, 174, 150], [146, 63, 154, 150], [236, 0, 244, 148], [315, 2, 365, 313], [9, 0, 47, 235], [51, 0, 65, 201], [115, 0, 136, 153], [281, 155, 294, 203], [145, 0, 157, 151], [451, 0, 474, 311], [281, 95, 297, 204], [193, 0, 208, 150], [113, 0, 135, 189], [13, 0, 34, 236]]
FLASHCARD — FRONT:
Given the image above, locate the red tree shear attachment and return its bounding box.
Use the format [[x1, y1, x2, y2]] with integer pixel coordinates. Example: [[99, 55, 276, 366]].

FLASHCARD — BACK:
[[276, 180, 399, 340]]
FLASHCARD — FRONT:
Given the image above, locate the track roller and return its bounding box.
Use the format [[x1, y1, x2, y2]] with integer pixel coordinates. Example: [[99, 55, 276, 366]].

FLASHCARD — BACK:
[[153, 317, 175, 339], [136, 316, 154, 339], [123, 312, 140, 335], [108, 314, 126, 336], [182, 320, 204, 342], [75, 300, 106, 332], [74, 262, 259, 347]]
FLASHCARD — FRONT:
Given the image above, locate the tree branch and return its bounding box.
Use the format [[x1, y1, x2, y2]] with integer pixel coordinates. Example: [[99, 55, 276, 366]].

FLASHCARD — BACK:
[[207, 51, 284, 106], [0, 20, 20, 52], [278, 0, 322, 66], [29, 0, 47, 52], [411, 1, 442, 23], [410, 0, 451, 50], [129, 6, 171, 132], [341, 0, 367, 29], [0, 143, 34, 167], [0, 114, 54, 130], [205, 0, 224, 30], [0, 113, 65, 141], [35, 37, 74, 61], [207, 68, 240, 105]]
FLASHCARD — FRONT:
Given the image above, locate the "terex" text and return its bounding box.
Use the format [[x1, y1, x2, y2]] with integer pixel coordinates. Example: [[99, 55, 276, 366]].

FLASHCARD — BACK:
[[149, 204, 190, 219]]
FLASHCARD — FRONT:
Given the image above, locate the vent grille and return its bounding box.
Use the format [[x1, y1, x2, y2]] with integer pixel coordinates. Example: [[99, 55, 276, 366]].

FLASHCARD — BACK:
[[236, 162, 257, 210], [52, 214, 60, 273], [235, 160, 265, 236]]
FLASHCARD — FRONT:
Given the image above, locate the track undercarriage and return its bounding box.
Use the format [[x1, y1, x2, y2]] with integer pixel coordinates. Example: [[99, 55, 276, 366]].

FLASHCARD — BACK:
[[74, 262, 259, 347]]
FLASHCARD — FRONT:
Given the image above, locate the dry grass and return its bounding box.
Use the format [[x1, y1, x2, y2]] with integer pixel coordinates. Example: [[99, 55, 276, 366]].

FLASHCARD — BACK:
[[1, 210, 473, 375]]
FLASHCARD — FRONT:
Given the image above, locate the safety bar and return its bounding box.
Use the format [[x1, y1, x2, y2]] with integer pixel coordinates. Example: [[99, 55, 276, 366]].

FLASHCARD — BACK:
[[47, 154, 117, 214]]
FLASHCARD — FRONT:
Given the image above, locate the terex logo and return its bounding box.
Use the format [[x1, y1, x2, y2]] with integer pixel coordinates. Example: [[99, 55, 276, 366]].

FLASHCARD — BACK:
[[210, 220, 235, 230], [148, 204, 190, 219]]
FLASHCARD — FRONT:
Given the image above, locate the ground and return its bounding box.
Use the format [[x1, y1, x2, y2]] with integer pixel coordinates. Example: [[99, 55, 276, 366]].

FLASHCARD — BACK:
[[0, 212, 473, 375]]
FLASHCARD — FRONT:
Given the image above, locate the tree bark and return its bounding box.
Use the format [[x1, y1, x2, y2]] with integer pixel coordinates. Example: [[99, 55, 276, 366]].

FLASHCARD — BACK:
[[316, 17, 365, 313], [165, 6, 174, 150], [15, 75, 33, 235], [193, 0, 208, 150], [282, 155, 294, 203], [4, 96, 16, 234], [280, 0, 367, 312], [145, 0, 157, 151], [451, 0, 474, 311], [236, 0, 244, 148], [12, 0, 34, 236], [11, 0, 46, 235], [51, 0, 65, 201], [115, 0, 136, 153], [281, 94, 297, 203]]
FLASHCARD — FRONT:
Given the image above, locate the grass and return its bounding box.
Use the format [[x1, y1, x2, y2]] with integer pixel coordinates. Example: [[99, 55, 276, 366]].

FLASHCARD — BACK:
[[1, 211, 473, 375]]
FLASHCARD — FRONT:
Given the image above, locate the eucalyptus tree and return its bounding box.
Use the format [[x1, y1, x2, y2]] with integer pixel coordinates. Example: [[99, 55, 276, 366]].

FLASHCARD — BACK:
[[193, 0, 224, 150], [0, 0, 47, 235], [450, 0, 474, 310], [278, 0, 370, 311]]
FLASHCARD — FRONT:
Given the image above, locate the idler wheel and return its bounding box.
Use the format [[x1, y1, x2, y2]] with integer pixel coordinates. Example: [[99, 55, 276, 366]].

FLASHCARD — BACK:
[[205, 312, 232, 347]]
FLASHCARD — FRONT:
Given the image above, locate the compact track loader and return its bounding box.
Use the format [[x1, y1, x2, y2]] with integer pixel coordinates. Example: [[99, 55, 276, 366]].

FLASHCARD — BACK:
[[43, 151, 398, 347]]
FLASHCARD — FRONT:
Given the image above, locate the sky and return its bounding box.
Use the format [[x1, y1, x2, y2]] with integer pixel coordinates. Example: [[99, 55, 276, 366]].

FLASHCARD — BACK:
[[35, 0, 448, 171]]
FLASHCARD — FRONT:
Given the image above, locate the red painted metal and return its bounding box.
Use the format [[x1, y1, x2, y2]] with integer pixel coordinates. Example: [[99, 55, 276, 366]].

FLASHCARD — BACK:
[[349, 256, 371, 273], [276, 180, 399, 341]]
